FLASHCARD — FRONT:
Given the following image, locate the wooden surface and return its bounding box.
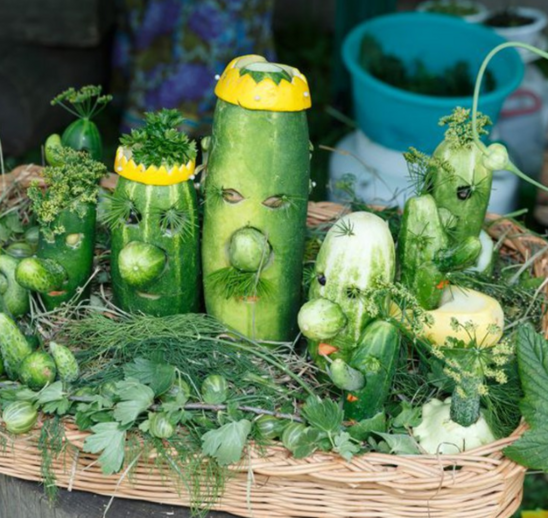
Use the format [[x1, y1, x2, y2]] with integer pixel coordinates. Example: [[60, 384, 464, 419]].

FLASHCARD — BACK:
[[0, 475, 237, 518]]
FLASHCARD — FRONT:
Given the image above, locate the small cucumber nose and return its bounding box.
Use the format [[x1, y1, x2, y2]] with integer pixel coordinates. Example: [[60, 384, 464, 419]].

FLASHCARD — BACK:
[[118, 241, 166, 287], [229, 227, 271, 272], [298, 298, 347, 341]]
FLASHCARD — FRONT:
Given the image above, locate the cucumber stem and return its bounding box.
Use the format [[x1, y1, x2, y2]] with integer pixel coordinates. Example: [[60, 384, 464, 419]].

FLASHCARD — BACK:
[[472, 41, 548, 193]]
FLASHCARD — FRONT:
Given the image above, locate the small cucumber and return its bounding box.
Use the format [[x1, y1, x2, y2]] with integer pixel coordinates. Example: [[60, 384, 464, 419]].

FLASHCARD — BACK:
[[0, 254, 30, 318], [49, 341, 79, 383], [19, 351, 57, 391], [344, 321, 400, 421], [327, 359, 365, 391], [15, 257, 67, 294], [0, 313, 34, 379]]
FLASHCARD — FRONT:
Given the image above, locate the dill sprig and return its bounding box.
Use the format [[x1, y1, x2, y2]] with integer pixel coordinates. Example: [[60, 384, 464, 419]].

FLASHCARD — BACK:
[[205, 267, 273, 301], [28, 147, 107, 241], [120, 109, 197, 169], [51, 85, 112, 120], [403, 147, 454, 196], [439, 107, 491, 148]]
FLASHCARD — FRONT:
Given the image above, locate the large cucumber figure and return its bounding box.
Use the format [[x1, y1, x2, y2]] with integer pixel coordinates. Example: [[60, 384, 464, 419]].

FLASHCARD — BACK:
[[15, 148, 107, 310], [108, 109, 200, 316], [298, 212, 399, 420], [300, 212, 395, 364], [202, 55, 312, 341]]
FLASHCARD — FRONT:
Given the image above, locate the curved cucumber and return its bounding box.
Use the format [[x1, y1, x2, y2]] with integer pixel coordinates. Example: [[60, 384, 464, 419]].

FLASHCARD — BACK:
[[110, 178, 200, 316], [344, 321, 400, 421], [202, 99, 310, 341], [61, 119, 103, 161], [0, 313, 33, 379], [49, 341, 79, 383], [0, 254, 29, 317], [328, 359, 365, 391]]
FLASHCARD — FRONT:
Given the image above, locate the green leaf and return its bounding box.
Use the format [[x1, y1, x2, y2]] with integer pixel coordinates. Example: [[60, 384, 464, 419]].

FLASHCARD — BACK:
[[123, 358, 175, 396], [301, 397, 344, 436], [503, 325, 548, 469], [42, 398, 71, 415], [37, 382, 65, 405], [112, 379, 154, 425], [333, 432, 360, 461], [348, 412, 387, 441], [505, 429, 548, 471], [292, 428, 321, 459], [516, 324, 548, 427], [201, 419, 252, 466], [83, 422, 126, 475], [376, 433, 420, 455], [392, 402, 421, 430]]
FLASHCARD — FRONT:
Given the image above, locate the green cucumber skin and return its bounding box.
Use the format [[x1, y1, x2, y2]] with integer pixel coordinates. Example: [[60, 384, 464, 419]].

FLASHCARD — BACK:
[[0, 313, 33, 380], [61, 119, 103, 161], [202, 99, 310, 341], [38, 204, 96, 309], [450, 374, 481, 427], [431, 141, 492, 243], [344, 321, 400, 421], [111, 178, 200, 316], [0, 254, 29, 317], [308, 212, 395, 363], [49, 342, 79, 383], [398, 194, 448, 310]]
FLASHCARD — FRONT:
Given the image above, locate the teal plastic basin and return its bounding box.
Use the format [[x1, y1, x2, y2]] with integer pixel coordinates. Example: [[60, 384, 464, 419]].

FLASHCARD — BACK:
[[342, 12, 524, 153]]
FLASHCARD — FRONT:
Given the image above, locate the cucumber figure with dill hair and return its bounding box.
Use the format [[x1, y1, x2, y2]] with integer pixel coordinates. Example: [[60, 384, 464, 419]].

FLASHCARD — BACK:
[[15, 148, 108, 309], [202, 55, 312, 341], [106, 109, 200, 316]]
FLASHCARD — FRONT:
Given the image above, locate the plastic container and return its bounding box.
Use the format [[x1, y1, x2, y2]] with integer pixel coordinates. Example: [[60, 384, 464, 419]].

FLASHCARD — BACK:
[[485, 7, 547, 63], [342, 12, 524, 153], [417, 1, 489, 24]]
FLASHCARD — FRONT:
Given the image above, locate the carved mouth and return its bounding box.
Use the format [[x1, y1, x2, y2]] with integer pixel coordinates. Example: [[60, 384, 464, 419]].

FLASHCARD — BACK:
[[137, 291, 161, 301]]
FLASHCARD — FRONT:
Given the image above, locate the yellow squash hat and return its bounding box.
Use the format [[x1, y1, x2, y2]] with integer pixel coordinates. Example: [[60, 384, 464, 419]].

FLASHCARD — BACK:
[[215, 55, 312, 112]]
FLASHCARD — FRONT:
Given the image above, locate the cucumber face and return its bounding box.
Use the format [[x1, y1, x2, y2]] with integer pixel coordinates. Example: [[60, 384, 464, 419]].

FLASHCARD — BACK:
[[432, 141, 492, 243], [110, 178, 200, 316], [202, 100, 310, 341], [36, 204, 97, 309], [306, 212, 395, 362]]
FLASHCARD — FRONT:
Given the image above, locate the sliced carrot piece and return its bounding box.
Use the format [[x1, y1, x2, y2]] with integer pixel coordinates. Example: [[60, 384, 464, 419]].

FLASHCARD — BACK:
[[346, 394, 359, 403], [318, 343, 338, 356]]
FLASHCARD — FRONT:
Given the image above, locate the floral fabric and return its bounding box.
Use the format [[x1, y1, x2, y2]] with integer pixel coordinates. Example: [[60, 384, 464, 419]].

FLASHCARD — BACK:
[[113, 0, 276, 136]]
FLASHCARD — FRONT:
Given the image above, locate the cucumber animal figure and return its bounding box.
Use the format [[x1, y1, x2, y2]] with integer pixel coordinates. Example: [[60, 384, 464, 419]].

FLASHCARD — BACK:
[[107, 109, 200, 316], [202, 55, 312, 342], [297, 212, 400, 420], [15, 148, 107, 310]]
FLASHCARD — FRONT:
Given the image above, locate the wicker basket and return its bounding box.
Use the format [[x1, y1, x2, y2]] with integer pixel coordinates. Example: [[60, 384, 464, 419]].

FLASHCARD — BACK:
[[0, 166, 545, 518]]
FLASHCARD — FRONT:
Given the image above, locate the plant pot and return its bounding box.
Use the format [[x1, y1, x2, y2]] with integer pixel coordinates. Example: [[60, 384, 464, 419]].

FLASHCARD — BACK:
[[484, 7, 548, 62], [417, 0, 489, 24], [342, 12, 524, 153]]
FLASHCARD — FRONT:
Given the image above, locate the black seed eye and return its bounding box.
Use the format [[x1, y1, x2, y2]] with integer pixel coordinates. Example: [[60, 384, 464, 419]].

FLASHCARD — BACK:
[[126, 208, 141, 225], [457, 186, 472, 200], [317, 274, 326, 286]]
